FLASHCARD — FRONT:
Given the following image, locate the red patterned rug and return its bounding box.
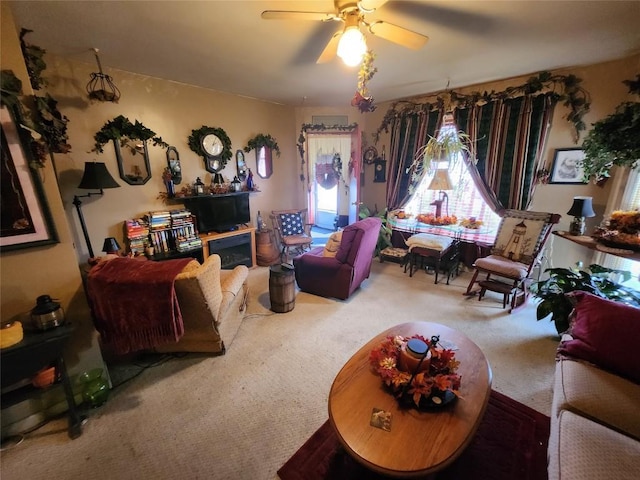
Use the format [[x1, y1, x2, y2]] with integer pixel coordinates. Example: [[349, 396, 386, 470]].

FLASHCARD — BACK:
[[278, 390, 550, 480]]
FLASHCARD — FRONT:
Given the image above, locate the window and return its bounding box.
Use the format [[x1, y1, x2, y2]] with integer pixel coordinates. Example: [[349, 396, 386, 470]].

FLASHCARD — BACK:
[[403, 124, 501, 243], [601, 169, 640, 289]]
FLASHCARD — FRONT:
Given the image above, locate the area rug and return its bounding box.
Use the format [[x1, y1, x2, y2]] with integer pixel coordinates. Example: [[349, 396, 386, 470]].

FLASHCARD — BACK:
[[277, 390, 550, 480]]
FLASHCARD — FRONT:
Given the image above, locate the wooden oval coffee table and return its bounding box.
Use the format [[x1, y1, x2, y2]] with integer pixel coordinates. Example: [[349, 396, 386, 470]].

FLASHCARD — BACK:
[[328, 321, 492, 478]]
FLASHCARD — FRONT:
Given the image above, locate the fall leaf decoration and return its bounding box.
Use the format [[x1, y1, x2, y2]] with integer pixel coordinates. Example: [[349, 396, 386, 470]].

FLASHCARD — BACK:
[[352, 50, 377, 113], [369, 334, 461, 408]]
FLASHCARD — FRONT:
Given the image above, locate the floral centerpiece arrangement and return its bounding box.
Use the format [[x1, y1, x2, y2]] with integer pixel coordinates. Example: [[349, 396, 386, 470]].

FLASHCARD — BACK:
[[369, 334, 461, 408], [592, 210, 640, 249], [416, 213, 458, 226], [460, 217, 484, 229]]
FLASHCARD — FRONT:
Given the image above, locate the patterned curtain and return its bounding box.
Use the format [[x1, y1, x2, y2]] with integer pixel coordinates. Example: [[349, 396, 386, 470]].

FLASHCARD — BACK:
[[455, 93, 557, 210], [386, 109, 441, 210]]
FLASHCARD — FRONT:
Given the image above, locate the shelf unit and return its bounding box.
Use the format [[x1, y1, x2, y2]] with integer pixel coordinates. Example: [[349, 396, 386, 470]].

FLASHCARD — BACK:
[[124, 209, 203, 261]]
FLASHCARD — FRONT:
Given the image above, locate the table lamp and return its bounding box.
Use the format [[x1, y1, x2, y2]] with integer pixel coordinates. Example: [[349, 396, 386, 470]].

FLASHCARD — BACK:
[[101, 237, 121, 255], [427, 169, 454, 218], [567, 196, 595, 235], [73, 162, 120, 258]]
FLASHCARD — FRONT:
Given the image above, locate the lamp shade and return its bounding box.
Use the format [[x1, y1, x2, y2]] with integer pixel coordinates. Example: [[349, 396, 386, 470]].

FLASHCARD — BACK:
[[567, 196, 595, 218], [101, 237, 120, 254], [427, 169, 454, 191], [78, 162, 120, 190]]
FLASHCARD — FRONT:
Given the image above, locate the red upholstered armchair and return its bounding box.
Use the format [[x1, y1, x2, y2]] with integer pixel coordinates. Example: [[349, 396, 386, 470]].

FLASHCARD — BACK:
[[293, 217, 382, 300]]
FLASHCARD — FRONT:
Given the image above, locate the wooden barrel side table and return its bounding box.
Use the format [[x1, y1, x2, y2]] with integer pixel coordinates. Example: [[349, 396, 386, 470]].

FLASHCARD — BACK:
[[256, 229, 280, 266], [269, 265, 296, 313]]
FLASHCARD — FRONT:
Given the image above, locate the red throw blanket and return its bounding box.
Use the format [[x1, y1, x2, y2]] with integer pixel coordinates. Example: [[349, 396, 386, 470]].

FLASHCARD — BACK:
[[87, 257, 193, 355]]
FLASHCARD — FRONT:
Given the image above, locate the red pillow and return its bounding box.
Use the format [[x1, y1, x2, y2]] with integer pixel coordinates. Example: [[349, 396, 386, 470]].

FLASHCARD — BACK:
[[558, 291, 640, 383]]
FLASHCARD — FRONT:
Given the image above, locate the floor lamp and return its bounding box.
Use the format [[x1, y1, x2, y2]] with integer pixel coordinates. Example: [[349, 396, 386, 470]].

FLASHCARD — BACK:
[[427, 169, 454, 218], [73, 162, 120, 258]]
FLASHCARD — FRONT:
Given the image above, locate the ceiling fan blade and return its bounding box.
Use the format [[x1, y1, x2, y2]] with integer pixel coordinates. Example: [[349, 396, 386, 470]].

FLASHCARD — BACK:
[[261, 10, 336, 22], [368, 21, 429, 50], [357, 0, 390, 13], [316, 31, 342, 64]]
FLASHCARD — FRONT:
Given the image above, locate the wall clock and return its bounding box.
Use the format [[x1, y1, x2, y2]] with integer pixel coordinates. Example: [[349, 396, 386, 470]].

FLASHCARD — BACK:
[[187, 126, 232, 174], [373, 159, 386, 183]]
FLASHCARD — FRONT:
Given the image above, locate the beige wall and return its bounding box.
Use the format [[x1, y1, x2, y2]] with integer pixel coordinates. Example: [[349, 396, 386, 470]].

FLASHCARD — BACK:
[[1, 3, 105, 434]]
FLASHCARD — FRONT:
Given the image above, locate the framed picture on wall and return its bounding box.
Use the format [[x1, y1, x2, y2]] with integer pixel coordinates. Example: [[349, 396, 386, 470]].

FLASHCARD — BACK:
[[549, 148, 587, 184], [1, 105, 58, 252]]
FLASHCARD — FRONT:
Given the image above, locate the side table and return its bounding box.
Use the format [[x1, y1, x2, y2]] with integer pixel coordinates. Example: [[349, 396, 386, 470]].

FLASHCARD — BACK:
[[269, 265, 296, 313], [1, 324, 83, 440]]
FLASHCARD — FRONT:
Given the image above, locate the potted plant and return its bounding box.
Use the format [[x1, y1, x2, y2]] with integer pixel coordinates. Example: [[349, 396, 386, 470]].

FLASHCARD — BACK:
[[530, 264, 640, 334], [581, 75, 640, 183], [243, 133, 281, 157], [359, 204, 392, 257]]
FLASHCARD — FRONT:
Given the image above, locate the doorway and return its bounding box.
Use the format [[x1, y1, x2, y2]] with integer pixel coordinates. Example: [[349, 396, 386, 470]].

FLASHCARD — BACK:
[[303, 127, 360, 229]]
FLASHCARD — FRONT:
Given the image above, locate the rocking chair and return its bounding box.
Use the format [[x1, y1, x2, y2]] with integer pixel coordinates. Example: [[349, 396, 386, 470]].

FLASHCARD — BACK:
[[270, 209, 313, 261], [465, 209, 561, 312]]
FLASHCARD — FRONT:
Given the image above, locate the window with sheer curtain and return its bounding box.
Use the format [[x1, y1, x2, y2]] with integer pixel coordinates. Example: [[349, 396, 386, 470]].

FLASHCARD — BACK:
[[402, 124, 502, 243], [600, 169, 640, 289]]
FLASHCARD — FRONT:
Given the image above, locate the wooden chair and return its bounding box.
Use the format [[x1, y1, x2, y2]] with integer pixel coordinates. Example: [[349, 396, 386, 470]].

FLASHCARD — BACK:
[[465, 209, 561, 312], [270, 209, 313, 261]]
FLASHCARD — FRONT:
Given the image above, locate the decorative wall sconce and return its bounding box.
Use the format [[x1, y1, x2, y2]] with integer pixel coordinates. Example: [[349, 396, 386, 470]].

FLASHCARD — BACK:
[[86, 48, 121, 103]]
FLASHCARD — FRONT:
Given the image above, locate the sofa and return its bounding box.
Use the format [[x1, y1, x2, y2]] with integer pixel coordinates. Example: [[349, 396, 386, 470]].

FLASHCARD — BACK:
[[548, 291, 640, 479], [87, 254, 248, 356], [293, 217, 382, 300]]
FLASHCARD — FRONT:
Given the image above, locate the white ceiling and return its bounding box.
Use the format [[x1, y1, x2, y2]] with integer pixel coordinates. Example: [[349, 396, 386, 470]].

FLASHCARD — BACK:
[[7, 1, 640, 107]]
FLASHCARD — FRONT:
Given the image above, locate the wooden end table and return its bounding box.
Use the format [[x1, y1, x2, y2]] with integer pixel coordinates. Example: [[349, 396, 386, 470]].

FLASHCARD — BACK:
[[328, 322, 492, 478]]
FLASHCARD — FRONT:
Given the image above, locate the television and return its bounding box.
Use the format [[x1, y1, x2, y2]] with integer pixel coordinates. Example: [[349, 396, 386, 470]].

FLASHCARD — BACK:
[[184, 193, 251, 234]]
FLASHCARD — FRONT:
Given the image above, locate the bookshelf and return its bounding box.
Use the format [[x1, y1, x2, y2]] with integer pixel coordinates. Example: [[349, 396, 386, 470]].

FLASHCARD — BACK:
[[123, 209, 203, 261]]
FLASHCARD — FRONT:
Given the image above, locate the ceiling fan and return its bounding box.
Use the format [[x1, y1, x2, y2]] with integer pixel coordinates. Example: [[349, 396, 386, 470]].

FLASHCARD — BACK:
[[262, 0, 429, 66]]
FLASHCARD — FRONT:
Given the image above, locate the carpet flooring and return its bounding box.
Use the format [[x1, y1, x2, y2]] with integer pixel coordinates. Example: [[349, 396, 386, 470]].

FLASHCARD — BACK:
[[277, 390, 550, 480]]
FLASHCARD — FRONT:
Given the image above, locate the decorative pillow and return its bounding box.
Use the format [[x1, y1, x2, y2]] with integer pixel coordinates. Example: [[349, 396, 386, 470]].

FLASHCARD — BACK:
[[405, 233, 453, 252], [322, 231, 343, 257], [558, 291, 640, 383], [279, 213, 304, 236]]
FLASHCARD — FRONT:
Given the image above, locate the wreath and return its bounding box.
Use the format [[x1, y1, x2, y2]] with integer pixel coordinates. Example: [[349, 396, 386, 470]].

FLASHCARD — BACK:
[[188, 125, 233, 162]]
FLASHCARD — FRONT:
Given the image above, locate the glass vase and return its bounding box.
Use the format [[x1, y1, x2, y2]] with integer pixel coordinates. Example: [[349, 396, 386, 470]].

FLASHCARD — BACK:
[[79, 368, 110, 408]]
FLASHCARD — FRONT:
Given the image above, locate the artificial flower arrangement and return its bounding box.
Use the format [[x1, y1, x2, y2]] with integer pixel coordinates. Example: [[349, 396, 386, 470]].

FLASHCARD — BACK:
[[369, 334, 461, 408], [592, 209, 640, 248], [416, 213, 458, 226], [460, 217, 484, 229]]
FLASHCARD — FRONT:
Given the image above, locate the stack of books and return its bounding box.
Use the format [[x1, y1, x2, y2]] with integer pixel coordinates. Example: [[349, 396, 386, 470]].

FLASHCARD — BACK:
[[171, 209, 202, 252], [148, 211, 173, 253], [124, 218, 149, 254]]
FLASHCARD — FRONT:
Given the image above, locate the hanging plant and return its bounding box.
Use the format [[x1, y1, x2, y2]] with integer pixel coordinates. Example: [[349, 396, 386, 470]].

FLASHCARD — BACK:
[[0, 70, 70, 168], [351, 50, 377, 113], [92, 115, 168, 154], [243, 133, 281, 157], [19, 29, 47, 90], [580, 75, 640, 183]]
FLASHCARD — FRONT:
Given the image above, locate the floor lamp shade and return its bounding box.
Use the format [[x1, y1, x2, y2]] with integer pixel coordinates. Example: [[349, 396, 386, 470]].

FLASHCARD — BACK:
[[74, 162, 120, 258], [78, 162, 120, 190]]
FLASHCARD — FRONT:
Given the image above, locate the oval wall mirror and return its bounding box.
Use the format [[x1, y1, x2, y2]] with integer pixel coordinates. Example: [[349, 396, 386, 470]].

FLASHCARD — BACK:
[[256, 146, 273, 179], [114, 139, 151, 185], [236, 149, 247, 181], [166, 146, 182, 184]]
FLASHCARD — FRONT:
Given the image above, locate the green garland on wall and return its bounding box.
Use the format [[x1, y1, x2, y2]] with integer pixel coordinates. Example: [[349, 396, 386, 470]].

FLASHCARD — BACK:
[[92, 115, 168, 153], [376, 71, 591, 143]]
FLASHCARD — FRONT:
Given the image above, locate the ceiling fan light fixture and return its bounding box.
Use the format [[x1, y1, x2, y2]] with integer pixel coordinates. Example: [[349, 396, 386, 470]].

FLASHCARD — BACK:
[[337, 26, 367, 66]]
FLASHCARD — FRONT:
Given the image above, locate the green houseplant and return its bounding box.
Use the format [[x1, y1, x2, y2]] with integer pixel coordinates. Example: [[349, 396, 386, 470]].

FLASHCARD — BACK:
[[530, 264, 640, 334], [359, 204, 392, 257], [243, 133, 281, 157], [581, 75, 640, 183]]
